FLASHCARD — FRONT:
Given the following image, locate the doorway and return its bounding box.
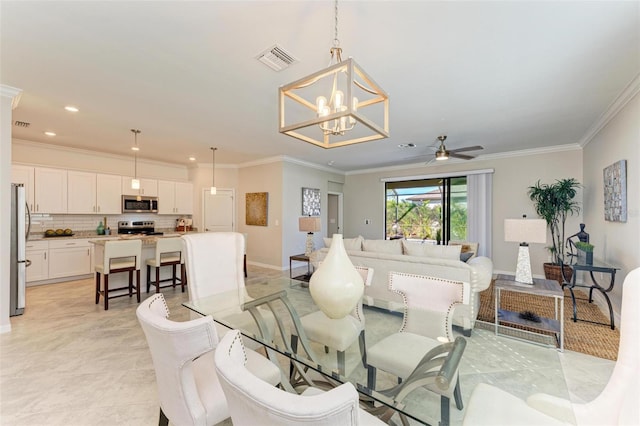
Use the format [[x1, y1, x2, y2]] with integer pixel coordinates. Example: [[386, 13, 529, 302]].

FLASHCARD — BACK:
[[202, 188, 235, 232], [327, 192, 343, 238]]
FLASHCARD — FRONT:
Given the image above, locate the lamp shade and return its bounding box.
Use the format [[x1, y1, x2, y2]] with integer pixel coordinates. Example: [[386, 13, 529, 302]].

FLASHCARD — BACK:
[[504, 219, 547, 244], [299, 216, 321, 233]]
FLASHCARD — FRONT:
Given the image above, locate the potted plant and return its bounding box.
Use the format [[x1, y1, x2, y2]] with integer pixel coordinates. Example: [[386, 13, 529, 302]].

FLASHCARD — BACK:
[[575, 241, 594, 265], [528, 178, 581, 283]]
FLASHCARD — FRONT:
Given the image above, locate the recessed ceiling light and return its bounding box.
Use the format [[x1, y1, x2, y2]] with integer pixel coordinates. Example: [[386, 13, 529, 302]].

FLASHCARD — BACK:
[[398, 143, 416, 148], [44, 131, 56, 137], [189, 157, 196, 161], [131, 146, 140, 151], [64, 106, 79, 112], [328, 160, 335, 166]]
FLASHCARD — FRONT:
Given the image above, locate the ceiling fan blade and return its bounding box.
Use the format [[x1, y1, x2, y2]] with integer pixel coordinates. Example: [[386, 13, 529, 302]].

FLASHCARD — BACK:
[[449, 145, 483, 153], [449, 152, 475, 160]]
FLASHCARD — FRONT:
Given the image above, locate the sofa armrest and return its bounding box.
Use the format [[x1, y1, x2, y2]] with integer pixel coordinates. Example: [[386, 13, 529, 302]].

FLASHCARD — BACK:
[[467, 256, 493, 293]]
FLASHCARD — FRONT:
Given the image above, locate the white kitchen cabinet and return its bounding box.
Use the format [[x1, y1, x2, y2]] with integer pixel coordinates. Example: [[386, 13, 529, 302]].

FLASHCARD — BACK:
[[11, 165, 35, 212], [34, 167, 67, 213], [122, 177, 158, 197], [48, 239, 92, 279], [67, 171, 96, 214], [158, 180, 193, 214], [96, 174, 122, 214], [67, 172, 122, 214], [25, 241, 49, 282]]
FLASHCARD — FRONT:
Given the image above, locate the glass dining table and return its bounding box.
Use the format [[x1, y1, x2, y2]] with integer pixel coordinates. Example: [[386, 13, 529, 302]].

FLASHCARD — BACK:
[[183, 276, 575, 426]]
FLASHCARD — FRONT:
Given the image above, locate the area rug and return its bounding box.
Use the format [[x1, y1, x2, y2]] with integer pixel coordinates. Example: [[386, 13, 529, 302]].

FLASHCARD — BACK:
[[477, 280, 620, 360]]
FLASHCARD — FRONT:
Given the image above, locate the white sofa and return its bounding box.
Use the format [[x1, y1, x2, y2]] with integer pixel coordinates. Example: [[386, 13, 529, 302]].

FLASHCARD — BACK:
[[309, 236, 493, 335]]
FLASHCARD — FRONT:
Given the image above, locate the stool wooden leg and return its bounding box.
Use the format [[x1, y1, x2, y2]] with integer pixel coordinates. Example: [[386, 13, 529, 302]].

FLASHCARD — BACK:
[[155, 266, 160, 293], [128, 270, 134, 297], [95, 272, 101, 304], [172, 264, 177, 288], [136, 269, 141, 302], [146, 265, 151, 293], [104, 274, 109, 310], [181, 265, 186, 293]]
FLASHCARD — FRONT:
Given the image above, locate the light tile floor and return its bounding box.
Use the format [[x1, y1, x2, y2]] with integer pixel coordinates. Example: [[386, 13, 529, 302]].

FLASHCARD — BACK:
[[1, 265, 614, 425]]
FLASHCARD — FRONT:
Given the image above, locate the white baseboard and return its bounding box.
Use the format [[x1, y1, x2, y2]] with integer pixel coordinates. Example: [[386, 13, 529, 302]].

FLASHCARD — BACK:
[[0, 323, 12, 334]]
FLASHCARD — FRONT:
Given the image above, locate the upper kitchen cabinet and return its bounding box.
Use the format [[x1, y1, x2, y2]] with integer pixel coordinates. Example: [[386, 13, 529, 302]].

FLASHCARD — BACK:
[[11, 165, 35, 212], [122, 177, 158, 197], [157, 180, 193, 215], [96, 174, 122, 214], [34, 167, 67, 213], [67, 172, 121, 214]]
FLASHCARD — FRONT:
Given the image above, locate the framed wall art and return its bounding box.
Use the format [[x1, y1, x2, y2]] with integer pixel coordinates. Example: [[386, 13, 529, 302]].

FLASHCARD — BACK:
[[302, 187, 321, 216], [246, 192, 268, 226], [603, 159, 627, 222]]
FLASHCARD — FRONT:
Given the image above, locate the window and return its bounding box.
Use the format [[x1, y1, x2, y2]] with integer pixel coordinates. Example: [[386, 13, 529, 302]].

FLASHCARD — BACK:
[[385, 176, 467, 243]]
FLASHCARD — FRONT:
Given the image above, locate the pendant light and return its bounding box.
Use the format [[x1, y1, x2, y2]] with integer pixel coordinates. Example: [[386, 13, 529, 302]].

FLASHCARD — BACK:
[[131, 129, 141, 190], [210, 147, 217, 195]]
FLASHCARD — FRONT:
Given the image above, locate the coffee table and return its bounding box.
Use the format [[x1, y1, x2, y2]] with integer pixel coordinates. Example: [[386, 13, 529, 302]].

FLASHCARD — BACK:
[[494, 274, 564, 351]]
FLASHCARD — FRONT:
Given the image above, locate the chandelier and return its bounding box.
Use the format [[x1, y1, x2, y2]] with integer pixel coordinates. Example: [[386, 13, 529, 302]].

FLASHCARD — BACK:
[[279, 0, 389, 148]]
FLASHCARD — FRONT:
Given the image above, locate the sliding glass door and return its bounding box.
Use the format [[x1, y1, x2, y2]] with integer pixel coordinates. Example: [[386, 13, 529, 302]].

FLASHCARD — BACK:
[[385, 176, 467, 243]]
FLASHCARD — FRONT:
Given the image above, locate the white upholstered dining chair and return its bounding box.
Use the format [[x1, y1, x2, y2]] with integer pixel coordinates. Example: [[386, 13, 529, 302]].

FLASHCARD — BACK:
[[181, 232, 275, 346], [136, 293, 281, 426], [295, 265, 374, 376], [215, 329, 386, 426], [366, 271, 470, 425], [462, 267, 640, 426]]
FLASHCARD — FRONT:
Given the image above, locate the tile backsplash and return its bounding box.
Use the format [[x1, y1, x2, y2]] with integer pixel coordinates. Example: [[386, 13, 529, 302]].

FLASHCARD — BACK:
[[31, 214, 189, 233]]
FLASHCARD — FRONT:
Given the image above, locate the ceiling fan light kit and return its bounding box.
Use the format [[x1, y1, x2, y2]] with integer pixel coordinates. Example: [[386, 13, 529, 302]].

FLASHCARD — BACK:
[[278, 0, 389, 149], [430, 135, 483, 162]]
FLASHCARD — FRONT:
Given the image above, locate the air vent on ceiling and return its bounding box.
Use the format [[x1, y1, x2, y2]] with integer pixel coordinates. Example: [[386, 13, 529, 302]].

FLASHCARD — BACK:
[[14, 120, 31, 128], [256, 44, 298, 71]]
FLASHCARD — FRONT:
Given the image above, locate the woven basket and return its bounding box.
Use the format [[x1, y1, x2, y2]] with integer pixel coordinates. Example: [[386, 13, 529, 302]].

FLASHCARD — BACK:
[[543, 262, 573, 285]]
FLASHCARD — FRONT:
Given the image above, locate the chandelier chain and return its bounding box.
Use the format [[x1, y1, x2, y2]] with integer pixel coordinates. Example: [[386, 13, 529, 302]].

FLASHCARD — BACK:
[[333, 0, 339, 46]]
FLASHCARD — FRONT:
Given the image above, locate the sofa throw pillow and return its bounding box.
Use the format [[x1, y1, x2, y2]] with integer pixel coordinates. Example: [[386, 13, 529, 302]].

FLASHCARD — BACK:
[[323, 235, 363, 251], [362, 239, 403, 255], [460, 252, 474, 262], [402, 241, 462, 260]]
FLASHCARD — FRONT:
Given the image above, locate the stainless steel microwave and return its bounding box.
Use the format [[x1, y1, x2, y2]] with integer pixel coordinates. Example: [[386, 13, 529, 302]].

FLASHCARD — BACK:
[[122, 195, 158, 213]]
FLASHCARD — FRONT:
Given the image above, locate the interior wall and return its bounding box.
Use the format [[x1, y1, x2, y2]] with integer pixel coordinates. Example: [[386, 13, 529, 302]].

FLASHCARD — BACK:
[[237, 161, 284, 269], [344, 148, 584, 278], [282, 161, 345, 268], [582, 92, 639, 310], [187, 164, 239, 232], [1, 86, 21, 333]]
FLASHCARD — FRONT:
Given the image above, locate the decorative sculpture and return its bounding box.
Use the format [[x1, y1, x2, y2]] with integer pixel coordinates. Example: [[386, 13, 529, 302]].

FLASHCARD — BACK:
[[566, 223, 589, 256], [309, 234, 364, 319]]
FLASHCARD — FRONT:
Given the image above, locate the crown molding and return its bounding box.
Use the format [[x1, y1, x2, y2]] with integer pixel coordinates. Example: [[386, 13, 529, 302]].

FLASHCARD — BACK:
[[579, 72, 640, 147], [345, 143, 582, 176], [238, 155, 345, 174], [12, 139, 188, 171], [0, 84, 22, 109]]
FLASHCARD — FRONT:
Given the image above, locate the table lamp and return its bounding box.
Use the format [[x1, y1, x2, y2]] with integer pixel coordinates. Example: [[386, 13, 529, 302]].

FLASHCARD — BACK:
[[299, 216, 321, 256], [504, 216, 547, 284]]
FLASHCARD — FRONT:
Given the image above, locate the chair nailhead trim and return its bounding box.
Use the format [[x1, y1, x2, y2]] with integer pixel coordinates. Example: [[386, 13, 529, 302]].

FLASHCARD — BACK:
[[148, 294, 170, 319]]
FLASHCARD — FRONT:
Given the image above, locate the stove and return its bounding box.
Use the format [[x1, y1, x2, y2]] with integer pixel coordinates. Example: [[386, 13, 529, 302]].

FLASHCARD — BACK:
[[117, 221, 164, 236]]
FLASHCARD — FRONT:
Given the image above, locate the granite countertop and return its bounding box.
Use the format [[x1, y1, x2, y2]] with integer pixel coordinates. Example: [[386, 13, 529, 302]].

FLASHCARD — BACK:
[[29, 229, 199, 241]]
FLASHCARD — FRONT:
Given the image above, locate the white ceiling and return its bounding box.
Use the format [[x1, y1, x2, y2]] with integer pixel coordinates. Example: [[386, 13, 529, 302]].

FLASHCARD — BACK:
[[2, 1, 638, 172]]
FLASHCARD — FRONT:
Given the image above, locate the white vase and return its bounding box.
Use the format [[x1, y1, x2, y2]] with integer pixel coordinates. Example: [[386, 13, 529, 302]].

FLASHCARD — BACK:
[[309, 234, 364, 319]]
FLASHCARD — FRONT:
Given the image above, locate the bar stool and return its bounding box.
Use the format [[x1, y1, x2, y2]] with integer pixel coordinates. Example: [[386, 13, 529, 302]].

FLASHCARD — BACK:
[[146, 237, 186, 293], [95, 239, 142, 310]]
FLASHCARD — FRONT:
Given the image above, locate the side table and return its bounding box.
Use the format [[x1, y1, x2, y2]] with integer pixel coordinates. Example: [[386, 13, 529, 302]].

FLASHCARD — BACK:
[[494, 274, 564, 351], [289, 254, 312, 283], [562, 259, 619, 330]]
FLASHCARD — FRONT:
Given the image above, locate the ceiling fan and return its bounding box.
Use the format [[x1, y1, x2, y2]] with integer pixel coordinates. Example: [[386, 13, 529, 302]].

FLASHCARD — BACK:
[[431, 135, 483, 161]]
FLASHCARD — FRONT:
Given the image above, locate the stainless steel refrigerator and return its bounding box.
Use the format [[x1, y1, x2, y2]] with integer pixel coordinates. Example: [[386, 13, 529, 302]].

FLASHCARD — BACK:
[[10, 183, 30, 316]]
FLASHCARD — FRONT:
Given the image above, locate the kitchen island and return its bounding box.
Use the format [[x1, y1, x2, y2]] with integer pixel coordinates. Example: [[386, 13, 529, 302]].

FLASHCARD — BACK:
[[90, 234, 190, 295]]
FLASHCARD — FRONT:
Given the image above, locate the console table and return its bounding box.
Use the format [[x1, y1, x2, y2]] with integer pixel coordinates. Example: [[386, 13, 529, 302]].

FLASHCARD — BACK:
[[494, 274, 564, 351], [562, 258, 619, 330]]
